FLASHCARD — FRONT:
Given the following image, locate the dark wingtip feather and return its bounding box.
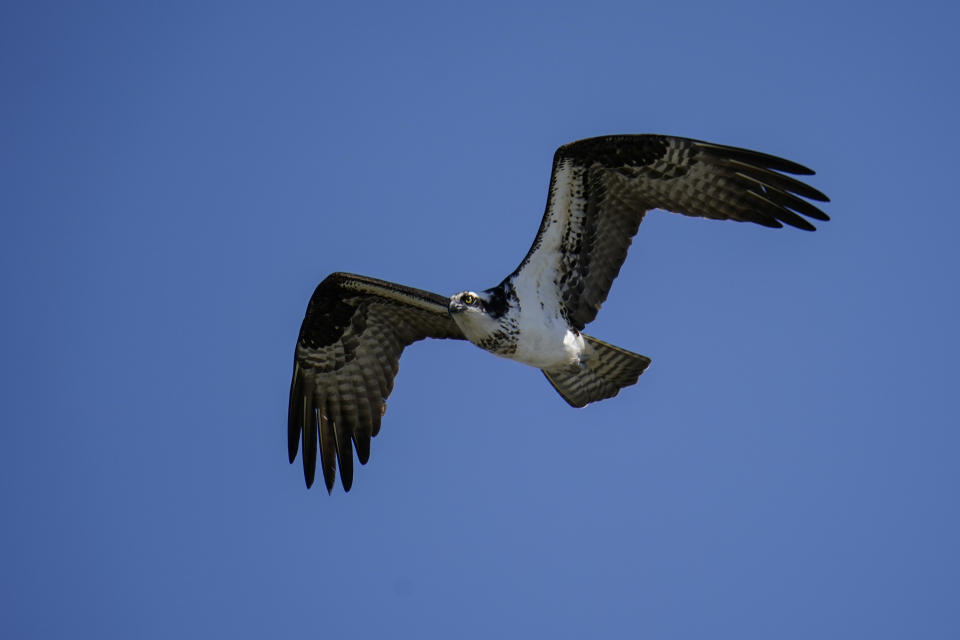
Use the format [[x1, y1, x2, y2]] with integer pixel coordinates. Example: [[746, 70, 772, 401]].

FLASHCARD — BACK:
[[371, 400, 386, 437], [788, 218, 817, 232], [763, 188, 831, 222], [300, 390, 318, 489], [287, 437, 299, 465], [287, 365, 303, 464], [730, 162, 830, 203], [337, 433, 354, 493], [746, 191, 818, 231], [303, 418, 317, 490], [698, 140, 817, 176], [319, 414, 337, 494], [772, 205, 817, 231], [354, 435, 371, 465], [753, 216, 784, 229]]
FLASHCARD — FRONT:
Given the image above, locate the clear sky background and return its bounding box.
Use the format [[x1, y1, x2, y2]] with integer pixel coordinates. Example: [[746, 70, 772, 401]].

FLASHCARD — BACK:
[[2, 1, 958, 638]]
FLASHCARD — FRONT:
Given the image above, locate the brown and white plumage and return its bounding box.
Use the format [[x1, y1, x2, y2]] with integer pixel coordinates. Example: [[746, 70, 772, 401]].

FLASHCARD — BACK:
[[288, 274, 464, 492], [289, 134, 830, 493], [521, 135, 829, 333]]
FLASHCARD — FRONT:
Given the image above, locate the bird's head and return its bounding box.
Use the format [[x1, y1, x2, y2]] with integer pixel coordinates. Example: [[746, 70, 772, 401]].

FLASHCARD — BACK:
[[449, 290, 501, 340], [449, 290, 489, 315]]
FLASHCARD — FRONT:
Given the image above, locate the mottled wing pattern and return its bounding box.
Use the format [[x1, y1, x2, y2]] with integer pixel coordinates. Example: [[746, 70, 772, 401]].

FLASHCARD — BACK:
[[289, 273, 465, 493], [518, 135, 830, 330]]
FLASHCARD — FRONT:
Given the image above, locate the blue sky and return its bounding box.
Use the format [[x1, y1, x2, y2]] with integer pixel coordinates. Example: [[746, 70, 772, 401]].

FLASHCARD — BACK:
[[2, 1, 959, 638]]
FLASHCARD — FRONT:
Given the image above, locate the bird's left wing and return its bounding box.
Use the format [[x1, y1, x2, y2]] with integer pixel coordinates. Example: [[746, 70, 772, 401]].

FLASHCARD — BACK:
[[288, 272, 465, 493], [514, 135, 830, 330]]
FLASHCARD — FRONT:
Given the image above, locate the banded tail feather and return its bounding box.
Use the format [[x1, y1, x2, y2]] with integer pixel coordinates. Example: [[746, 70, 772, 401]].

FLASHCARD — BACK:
[[542, 335, 652, 408]]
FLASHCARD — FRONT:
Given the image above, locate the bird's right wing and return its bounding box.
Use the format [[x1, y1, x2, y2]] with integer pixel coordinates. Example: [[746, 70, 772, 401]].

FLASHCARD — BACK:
[[516, 135, 830, 330], [288, 272, 465, 493]]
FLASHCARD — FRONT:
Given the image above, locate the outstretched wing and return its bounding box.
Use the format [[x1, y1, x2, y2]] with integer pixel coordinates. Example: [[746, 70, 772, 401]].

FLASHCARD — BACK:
[[289, 272, 465, 493], [515, 135, 830, 330]]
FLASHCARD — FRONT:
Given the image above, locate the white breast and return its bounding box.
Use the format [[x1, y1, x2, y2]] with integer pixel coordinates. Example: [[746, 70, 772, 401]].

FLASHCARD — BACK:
[[509, 206, 587, 371], [510, 317, 585, 370]]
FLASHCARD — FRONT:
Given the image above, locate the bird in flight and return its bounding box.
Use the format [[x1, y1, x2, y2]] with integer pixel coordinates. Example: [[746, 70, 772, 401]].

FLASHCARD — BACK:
[[288, 134, 830, 493]]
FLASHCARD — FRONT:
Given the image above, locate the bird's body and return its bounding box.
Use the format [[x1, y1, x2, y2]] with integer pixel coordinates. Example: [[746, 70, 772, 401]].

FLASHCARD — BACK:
[[450, 283, 586, 372], [288, 134, 830, 493]]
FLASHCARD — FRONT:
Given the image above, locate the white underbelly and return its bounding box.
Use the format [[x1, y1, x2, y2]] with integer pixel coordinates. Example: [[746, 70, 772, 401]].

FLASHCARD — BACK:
[[506, 253, 587, 369], [509, 319, 585, 370]]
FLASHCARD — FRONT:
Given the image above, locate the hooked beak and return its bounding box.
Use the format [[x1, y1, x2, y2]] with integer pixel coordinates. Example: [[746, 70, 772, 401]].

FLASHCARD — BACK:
[[449, 299, 465, 314]]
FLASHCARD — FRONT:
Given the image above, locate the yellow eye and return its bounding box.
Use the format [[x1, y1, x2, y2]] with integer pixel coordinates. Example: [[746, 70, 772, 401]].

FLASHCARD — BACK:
[[462, 293, 477, 305]]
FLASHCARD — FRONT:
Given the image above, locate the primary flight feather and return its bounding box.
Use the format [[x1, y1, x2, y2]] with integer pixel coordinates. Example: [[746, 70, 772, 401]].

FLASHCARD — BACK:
[[288, 134, 830, 493]]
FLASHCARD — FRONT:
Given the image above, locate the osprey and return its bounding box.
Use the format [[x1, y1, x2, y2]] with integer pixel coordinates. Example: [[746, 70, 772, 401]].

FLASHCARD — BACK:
[[289, 134, 829, 493]]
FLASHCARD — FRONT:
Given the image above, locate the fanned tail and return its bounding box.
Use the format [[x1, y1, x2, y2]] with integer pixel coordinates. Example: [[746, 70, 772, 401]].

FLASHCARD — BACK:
[[543, 335, 651, 408]]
